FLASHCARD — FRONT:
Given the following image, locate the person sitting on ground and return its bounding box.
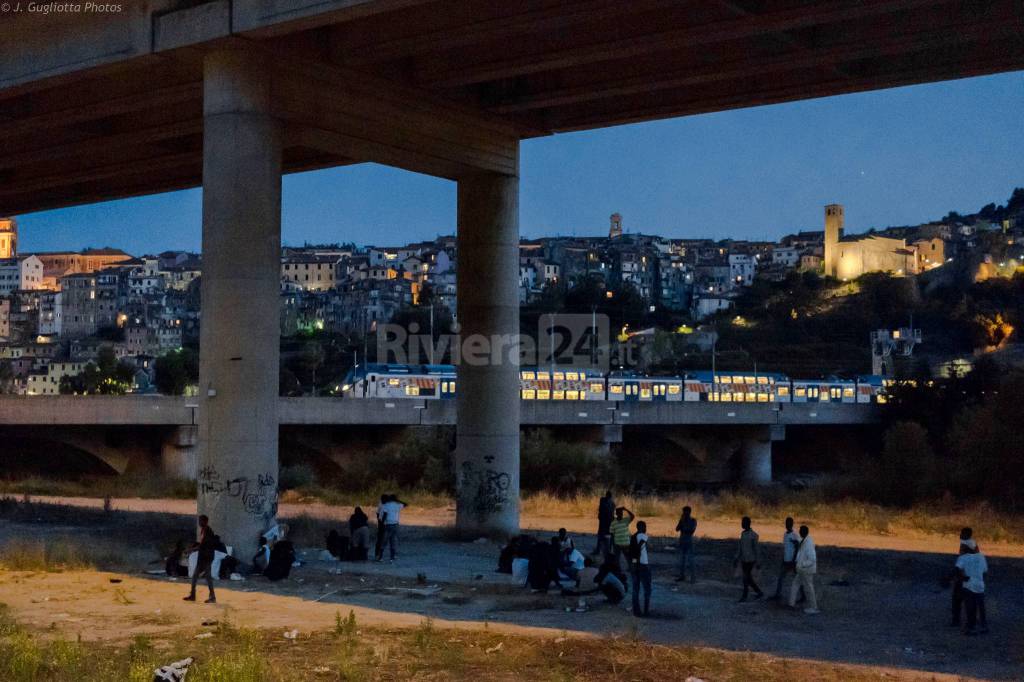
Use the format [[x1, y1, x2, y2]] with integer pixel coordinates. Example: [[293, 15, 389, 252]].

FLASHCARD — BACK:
[[557, 528, 575, 551], [498, 535, 536, 574], [348, 506, 371, 561], [560, 543, 586, 583], [561, 555, 625, 605], [264, 537, 297, 582], [251, 536, 270, 575], [164, 540, 189, 577], [326, 529, 348, 560], [527, 537, 558, 592]]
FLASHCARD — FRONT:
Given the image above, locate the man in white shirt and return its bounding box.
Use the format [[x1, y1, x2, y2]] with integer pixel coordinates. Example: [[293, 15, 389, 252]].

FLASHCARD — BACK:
[[955, 540, 989, 635], [630, 520, 652, 617], [789, 524, 819, 614], [380, 494, 407, 562], [771, 516, 802, 601]]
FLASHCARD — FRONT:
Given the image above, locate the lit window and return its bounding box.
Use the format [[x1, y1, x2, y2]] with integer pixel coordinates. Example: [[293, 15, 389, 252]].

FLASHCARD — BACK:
[[640, 389, 651, 399], [537, 390, 550, 400], [537, 371, 550, 380], [405, 386, 419, 396], [757, 376, 768, 385], [553, 390, 565, 400], [720, 376, 732, 384], [566, 372, 578, 381], [610, 385, 623, 394], [554, 372, 565, 381], [721, 393, 732, 402], [566, 390, 579, 400], [522, 371, 535, 380], [668, 385, 680, 394], [745, 376, 756, 385], [757, 394, 769, 402], [522, 389, 536, 400], [590, 383, 604, 393], [388, 378, 401, 386], [843, 388, 855, 397], [778, 386, 790, 397]]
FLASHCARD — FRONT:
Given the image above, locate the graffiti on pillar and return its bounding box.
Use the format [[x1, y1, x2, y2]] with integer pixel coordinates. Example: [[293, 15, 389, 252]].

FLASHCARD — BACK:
[[459, 461, 511, 521], [197, 466, 278, 524]]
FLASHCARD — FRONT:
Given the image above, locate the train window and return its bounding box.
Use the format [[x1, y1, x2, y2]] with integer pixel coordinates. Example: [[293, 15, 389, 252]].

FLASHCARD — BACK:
[[778, 386, 790, 397], [537, 371, 550, 380], [757, 376, 769, 385], [388, 378, 401, 386], [668, 385, 680, 394], [876, 395, 888, 404], [450, 382, 456, 392], [522, 389, 536, 400], [590, 383, 604, 393], [843, 388, 855, 398], [554, 372, 564, 381], [794, 388, 806, 397], [537, 390, 550, 399], [522, 371, 535, 380], [610, 384, 623, 394], [830, 388, 841, 399], [640, 389, 651, 398], [580, 373, 587, 381], [743, 376, 754, 384], [808, 387, 818, 398], [566, 372, 578, 381], [405, 386, 419, 396], [757, 393, 769, 402], [566, 390, 579, 400], [553, 390, 565, 400], [720, 375, 731, 384]]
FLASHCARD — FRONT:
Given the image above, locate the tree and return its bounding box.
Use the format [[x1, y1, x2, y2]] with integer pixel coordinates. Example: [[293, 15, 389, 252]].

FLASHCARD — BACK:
[[873, 421, 936, 506], [155, 348, 199, 396]]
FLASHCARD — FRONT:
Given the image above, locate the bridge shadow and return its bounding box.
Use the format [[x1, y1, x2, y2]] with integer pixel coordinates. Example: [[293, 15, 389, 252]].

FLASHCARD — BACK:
[[1, 499, 1022, 680]]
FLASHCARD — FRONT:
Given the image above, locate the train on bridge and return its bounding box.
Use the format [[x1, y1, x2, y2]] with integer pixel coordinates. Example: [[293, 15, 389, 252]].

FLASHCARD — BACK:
[[342, 364, 888, 405]]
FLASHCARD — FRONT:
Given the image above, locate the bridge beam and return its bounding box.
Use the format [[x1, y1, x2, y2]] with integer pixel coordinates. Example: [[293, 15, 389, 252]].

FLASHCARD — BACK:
[[197, 49, 282, 560], [455, 163, 520, 538]]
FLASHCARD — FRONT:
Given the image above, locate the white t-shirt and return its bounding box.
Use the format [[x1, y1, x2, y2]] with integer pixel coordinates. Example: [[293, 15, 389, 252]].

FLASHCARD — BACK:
[[636, 532, 649, 565], [782, 530, 800, 562], [566, 549, 585, 570], [956, 552, 988, 594], [381, 500, 405, 526]]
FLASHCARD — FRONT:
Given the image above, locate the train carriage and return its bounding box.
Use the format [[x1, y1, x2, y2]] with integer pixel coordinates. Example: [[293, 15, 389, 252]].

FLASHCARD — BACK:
[[344, 363, 455, 399]]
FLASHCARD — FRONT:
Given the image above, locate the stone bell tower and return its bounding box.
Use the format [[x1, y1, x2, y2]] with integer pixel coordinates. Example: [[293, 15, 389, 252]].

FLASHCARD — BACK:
[[823, 204, 843, 277]]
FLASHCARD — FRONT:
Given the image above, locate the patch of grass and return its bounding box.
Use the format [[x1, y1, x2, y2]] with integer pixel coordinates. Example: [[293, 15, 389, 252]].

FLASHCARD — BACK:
[[0, 539, 100, 572], [0, 473, 196, 500]]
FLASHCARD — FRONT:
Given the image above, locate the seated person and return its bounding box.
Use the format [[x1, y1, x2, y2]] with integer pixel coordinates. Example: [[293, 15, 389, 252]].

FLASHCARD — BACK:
[[349, 507, 372, 561], [557, 528, 575, 552], [252, 536, 271, 575], [527, 538, 559, 592], [264, 540, 296, 582], [562, 554, 627, 604], [218, 553, 239, 579], [326, 529, 348, 560], [164, 540, 189, 577], [560, 545, 586, 583]]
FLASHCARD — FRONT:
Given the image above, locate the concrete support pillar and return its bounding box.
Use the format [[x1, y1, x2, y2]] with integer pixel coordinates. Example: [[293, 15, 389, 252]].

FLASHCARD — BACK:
[[455, 162, 520, 538], [197, 50, 282, 560], [161, 425, 198, 480], [740, 426, 773, 486]]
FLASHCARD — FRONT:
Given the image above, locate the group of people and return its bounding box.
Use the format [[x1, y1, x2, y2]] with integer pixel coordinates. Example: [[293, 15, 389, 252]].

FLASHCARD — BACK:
[[729, 515, 819, 614], [321, 494, 408, 564], [951, 527, 989, 636]]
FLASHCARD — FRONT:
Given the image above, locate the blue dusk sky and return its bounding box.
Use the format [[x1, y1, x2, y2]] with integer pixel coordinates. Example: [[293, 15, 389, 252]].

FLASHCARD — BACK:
[[15, 70, 1024, 255]]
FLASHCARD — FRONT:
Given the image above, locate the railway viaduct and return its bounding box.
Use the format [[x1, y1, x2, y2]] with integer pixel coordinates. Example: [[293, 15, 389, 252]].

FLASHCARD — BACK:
[[3, 0, 1021, 555]]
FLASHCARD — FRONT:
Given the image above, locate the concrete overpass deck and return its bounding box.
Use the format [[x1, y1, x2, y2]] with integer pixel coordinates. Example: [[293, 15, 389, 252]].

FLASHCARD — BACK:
[[0, 396, 878, 427]]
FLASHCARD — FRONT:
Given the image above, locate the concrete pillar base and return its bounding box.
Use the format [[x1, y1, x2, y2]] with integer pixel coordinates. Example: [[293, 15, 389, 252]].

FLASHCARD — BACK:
[[740, 426, 773, 485], [161, 425, 198, 480]]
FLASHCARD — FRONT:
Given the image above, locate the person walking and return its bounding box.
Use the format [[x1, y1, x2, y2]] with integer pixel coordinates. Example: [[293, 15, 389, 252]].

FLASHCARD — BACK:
[[674, 506, 697, 582], [630, 520, 652, 617], [734, 516, 763, 602], [609, 507, 635, 571], [771, 517, 802, 601], [790, 524, 819, 614], [595, 491, 615, 557], [183, 514, 217, 604], [955, 534, 988, 635], [380, 493, 407, 562]]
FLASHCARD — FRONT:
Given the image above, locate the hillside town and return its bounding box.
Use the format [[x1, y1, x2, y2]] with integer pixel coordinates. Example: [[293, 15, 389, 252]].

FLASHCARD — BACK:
[[1, 194, 1022, 396]]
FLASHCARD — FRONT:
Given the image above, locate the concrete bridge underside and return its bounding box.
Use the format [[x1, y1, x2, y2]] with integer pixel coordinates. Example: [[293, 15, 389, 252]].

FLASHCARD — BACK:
[[3, 0, 1021, 555]]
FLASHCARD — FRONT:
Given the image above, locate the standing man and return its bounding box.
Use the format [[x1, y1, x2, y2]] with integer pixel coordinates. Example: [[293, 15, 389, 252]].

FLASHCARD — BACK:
[[609, 506, 635, 571], [183, 514, 216, 604], [950, 527, 973, 628], [734, 516, 763, 602], [596, 491, 615, 557], [630, 520, 652, 617], [674, 506, 697, 583], [955, 533, 988, 635], [374, 494, 388, 561], [790, 524, 819, 614], [771, 517, 802, 601], [381, 493, 407, 562]]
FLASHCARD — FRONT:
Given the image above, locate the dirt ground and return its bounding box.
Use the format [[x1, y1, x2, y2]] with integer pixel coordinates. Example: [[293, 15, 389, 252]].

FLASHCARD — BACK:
[[1, 496, 1022, 680]]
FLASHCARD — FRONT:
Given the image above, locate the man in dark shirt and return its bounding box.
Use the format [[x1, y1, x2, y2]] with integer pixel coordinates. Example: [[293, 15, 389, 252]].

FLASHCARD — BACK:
[[596, 490, 615, 557], [184, 514, 217, 604], [675, 506, 698, 582]]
